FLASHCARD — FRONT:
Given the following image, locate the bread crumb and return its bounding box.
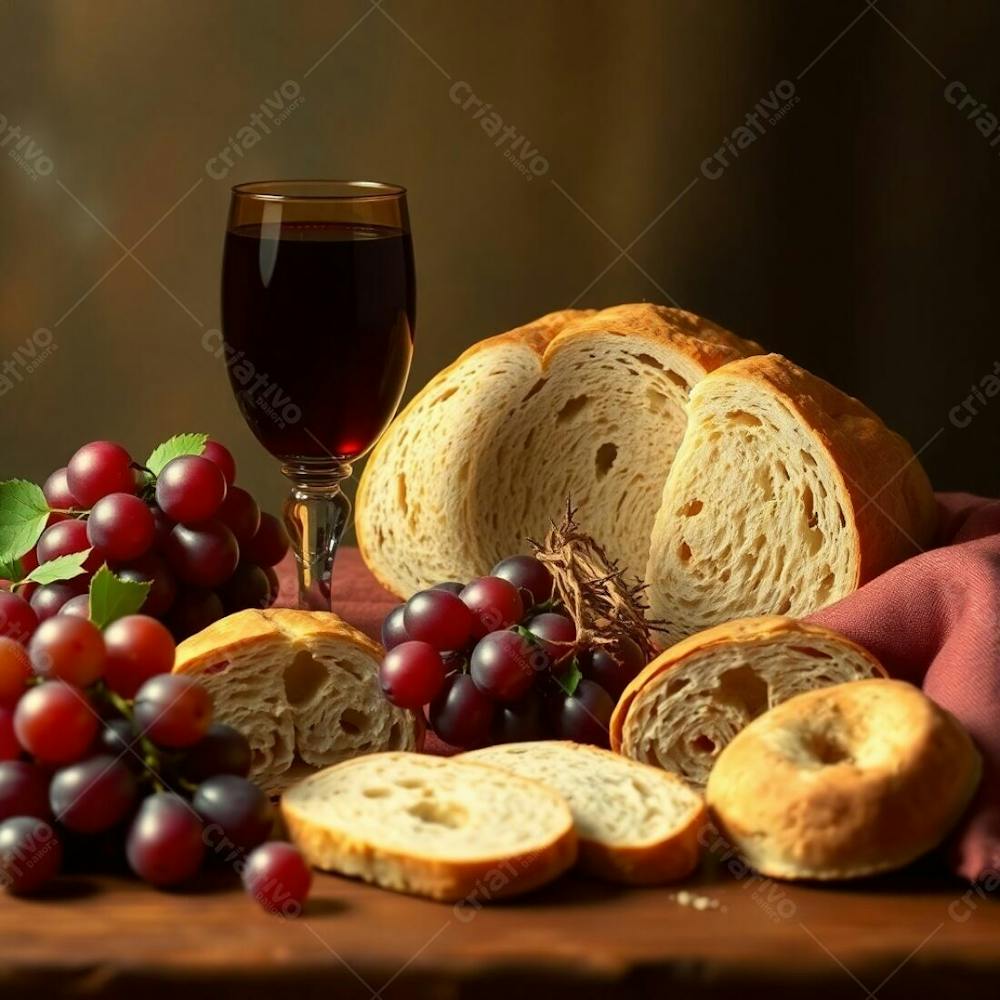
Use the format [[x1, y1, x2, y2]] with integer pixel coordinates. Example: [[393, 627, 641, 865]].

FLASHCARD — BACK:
[[672, 890, 724, 912]]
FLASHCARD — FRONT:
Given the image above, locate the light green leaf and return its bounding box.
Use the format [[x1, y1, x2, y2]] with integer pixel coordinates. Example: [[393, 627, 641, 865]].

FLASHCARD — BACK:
[[0, 556, 23, 583], [554, 658, 583, 697], [0, 480, 50, 561], [145, 433, 208, 477], [88, 565, 152, 629], [24, 550, 91, 586]]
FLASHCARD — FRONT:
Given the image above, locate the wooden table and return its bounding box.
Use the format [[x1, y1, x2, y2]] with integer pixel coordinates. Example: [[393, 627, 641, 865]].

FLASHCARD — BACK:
[[2, 550, 996, 998]]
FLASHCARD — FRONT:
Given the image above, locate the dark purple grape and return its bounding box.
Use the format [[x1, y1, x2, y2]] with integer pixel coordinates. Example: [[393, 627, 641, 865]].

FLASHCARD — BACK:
[[380, 604, 409, 651], [0, 761, 51, 821], [30, 580, 87, 623], [180, 724, 252, 782], [470, 630, 539, 702], [59, 594, 91, 619], [242, 513, 290, 568], [243, 841, 312, 916], [126, 792, 204, 886], [193, 774, 273, 857], [579, 636, 646, 699], [164, 520, 239, 589], [100, 718, 143, 768], [86, 493, 155, 561], [155, 455, 228, 524], [0, 816, 62, 893], [217, 486, 261, 544], [431, 581, 465, 596], [460, 577, 524, 638], [552, 679, 614, 747], [403, 589, 474, 652], [379, 641, 446, 710], [114, 552, 178, 617], [491, 555, 553, 608], [49, 755, 137, 833], [220, 563, 271, 612], [134, 674, 213, 748], [524, 612, 576, 666], [202, 440, 237, 486], [36, 519, 103, 572], [494, 690, 547, 743], [166, 589, 224, 640], [428, 673, 494, 749]]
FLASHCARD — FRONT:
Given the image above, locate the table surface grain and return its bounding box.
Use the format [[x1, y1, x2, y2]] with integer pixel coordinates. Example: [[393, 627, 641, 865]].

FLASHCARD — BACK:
[[1, 550, 996, 999]]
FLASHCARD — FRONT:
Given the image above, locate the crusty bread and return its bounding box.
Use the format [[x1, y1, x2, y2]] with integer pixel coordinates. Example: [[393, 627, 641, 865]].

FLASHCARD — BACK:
[[462, 741, 706, 884], [705, 679, 982, 880], [281, 752, 578, 902], [356, 303, 761, 598], [611, 617, 885, 787], [356, 304, 936, 645], [173, 609, 421, 793], [645, 354, 938, 642]]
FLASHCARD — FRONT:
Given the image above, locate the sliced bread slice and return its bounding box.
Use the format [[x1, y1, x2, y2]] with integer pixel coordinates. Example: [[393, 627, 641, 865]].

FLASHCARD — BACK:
[[174, 609, 421, 793], [462, 741, 706, 884], [281, 752, 578, 902], [611, 616, 886, 787]]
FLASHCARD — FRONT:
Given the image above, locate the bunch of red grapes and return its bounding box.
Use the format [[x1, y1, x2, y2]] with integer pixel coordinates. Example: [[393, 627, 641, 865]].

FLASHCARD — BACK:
[[378, 555, 647, 749], [22, 439, 289, 639], [0, 610, 310, 912]]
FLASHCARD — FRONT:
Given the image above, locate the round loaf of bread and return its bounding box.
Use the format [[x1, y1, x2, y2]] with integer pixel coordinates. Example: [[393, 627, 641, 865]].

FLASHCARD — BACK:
[[705, 679, 981, 880]]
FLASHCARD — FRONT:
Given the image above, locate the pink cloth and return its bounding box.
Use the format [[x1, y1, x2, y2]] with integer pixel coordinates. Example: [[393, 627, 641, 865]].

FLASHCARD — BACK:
[[310, 494, 1000, 880], [809, 493, 1000, 882]]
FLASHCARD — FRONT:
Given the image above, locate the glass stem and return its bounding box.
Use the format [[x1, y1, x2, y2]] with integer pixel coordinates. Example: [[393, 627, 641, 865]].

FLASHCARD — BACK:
[[281, 461, 352, 611]]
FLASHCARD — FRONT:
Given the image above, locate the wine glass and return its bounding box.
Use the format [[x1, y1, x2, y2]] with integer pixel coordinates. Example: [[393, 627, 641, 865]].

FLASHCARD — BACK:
[[221, 180, 415, 609]]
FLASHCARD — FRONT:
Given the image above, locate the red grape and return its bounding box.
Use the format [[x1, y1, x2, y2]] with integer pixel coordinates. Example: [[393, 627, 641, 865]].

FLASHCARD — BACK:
[[114, 552, 177, 617], [220, 562, 271, 613], [155, 455, 228, 523], [404, 589, 475, 652], [29, 580, 87, 622], [28, 616, 106, 687], [67, 441, 134, 507], [36, 519, 103, 572], [217, 486, 260, 544], [49, 755, 137, 833], [0, 761, 51, 820], [0, 638, 31, 706], [14, 681, 99, 764], [0, 816, 62, 894], [460, 577, 524, 638], [126, 792, 205, 887], [263, 566, 280, 605], [470, 630, 539, 702], [0, 591, 37, 643], [134, 674, 212, 748], [0, 708, 18, 760], [180, 723, 252, 782], [428, 673, 494, 749], [87, 493, 155, 561], [43, 467, 78, 515], [166, 589, 224, 640], [100, 718, 141, 765], [494, 689, 547, 743], [380, 604, 409, 651], [59, 594, 91, 619], [579, 636, 646, 699], [103, 615, 176, 698], [524, 612, 576, 666], [194, 774, 273, 855], [491, 555, 553, 608], [243, 513, 290, 568], [379, 641, 446, 709], [552, 678, 614, 747], [202, 440, 237, 486], [431, 581, 465, 596], [164, 520, 239, 588], [151, 506, 174, 548], [243, 841, 311, 916]]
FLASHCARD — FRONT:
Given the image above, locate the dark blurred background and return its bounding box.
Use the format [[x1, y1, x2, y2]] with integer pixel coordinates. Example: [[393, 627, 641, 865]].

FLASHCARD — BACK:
[[2, 0, 998, 528]]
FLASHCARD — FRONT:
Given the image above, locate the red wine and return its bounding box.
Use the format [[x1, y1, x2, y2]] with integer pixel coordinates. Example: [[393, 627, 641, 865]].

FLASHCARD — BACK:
[[221, 222, 415, 463]]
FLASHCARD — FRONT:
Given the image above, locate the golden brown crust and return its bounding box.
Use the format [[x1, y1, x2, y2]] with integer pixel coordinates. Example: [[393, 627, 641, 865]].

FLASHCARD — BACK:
[[705, 679, 982, 880], [706, 354, 938, 585], [610, 616, 886, 752]]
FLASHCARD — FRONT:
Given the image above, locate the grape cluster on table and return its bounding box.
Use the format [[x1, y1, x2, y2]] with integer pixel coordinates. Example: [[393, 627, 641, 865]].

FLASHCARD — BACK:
[[26, 439, 290, 639], [0, 609, 310, 911], [378, 555, 647, 749]]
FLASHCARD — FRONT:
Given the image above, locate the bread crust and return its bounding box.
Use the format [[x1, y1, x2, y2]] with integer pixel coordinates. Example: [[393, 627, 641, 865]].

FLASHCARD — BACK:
[[282, 755, 578, 902], [610, 616, 886, 752], [463, 741, 707, 885], [705, 679, 982, 880], [355, 303, 762, 597]]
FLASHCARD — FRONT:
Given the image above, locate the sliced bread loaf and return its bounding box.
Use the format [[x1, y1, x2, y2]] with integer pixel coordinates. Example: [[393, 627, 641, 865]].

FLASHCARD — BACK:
[[174, 609, 421, 793], [463, 741, 706, 884], [611, 616, 885, 787], [281, 752, 578, 902]]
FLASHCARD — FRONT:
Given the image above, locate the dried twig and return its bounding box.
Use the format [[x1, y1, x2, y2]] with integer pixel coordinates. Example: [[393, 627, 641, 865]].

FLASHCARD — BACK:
[[529, 500, 663, 660]]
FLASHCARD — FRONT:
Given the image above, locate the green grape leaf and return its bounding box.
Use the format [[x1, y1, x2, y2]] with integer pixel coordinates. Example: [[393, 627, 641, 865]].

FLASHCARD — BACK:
[[0, 556, 23, 583], [88, 565, 151, 629], [145, 433, 208, 477], [554, 658, 583, 697], [0, 480, 51, 561], [23, 550, 92, 586]]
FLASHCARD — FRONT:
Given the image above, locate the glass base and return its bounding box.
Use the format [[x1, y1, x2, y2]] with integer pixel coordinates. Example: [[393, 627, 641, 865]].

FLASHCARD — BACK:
[[281, 460, 352, 610]]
